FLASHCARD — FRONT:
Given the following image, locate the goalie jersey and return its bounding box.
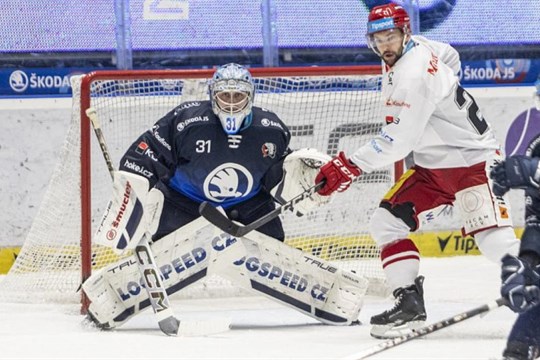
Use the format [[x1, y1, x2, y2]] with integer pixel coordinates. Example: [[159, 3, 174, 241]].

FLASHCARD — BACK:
[[350, 35, 500, 173], [119, 100, 291, 209]]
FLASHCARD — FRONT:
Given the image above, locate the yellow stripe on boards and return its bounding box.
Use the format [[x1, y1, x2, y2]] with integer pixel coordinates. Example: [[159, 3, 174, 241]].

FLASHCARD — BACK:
[[0, 247, 20, 274]]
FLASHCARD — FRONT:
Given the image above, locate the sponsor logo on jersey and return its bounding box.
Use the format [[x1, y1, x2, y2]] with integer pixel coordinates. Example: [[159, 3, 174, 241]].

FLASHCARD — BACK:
[[151, 125, 172, 151], [385, 116, 400, 125], [379, 129, 394, 143], [203, 163, 254, 202], [176, 115, 209, 131], [135, 141, 148, 154], [261, 142, 276, 158], [385, 98, 411, 108], [176, 102, 200, 111], [370, 138, 383, 154], [135, 141, 158, 161], [427, 52, 439, 75], [227, 135, 242, 149], [499, 206, 508, 219], [387, 71, 394, 86], [260, 118, 283, 130], [123, 159, 154, 178]]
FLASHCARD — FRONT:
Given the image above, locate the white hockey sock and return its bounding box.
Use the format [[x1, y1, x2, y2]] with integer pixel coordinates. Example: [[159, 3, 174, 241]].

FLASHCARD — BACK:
[[380, 239, 420, 290]]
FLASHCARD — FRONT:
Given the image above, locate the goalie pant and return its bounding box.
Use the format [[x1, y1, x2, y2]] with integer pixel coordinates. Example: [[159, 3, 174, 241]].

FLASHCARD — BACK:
[[83, 217, 368, 328]]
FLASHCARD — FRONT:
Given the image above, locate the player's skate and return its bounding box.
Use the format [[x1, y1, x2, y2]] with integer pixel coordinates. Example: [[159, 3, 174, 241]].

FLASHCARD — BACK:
[[370, 275, 426, 339], [502, 341, 539, 360]]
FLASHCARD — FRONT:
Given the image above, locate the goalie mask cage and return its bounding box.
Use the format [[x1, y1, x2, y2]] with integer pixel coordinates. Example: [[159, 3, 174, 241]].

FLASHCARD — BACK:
[[0, 66, 402, 311]]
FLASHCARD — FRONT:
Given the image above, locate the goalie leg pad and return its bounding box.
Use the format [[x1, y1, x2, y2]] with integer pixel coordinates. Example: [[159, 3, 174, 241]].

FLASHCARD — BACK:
[[211, 229, 368, 325], [83, 217, 214, 328]]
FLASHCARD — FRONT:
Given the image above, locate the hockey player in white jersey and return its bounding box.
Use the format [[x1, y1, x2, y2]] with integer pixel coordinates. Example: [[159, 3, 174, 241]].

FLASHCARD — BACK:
[[315, 3, 520, 339]]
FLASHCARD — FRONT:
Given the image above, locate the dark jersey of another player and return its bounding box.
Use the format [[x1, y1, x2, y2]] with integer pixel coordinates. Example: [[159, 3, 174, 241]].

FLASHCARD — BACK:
[[119, 100, 291, 209], [521, 136, 540, 262]]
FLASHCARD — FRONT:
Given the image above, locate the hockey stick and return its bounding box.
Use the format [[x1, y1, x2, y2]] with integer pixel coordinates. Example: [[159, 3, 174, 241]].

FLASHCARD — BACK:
[[342, 297, 508, 360], [199, 181, 325, 237], [86, 107, 180, 336]]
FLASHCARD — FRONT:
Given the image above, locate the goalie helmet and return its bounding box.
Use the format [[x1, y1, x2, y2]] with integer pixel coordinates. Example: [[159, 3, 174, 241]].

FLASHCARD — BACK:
[[209, 63, 255, 135], [366, 3, 411, 56]]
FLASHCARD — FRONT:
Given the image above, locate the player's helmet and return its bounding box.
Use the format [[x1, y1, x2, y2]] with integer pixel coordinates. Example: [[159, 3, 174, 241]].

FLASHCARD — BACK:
[[366, 3, 411, 56], [209, 63, 255, 135]]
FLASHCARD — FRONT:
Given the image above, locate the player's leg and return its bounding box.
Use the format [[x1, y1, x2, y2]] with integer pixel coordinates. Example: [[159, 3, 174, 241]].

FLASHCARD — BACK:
[[368, 166, 455, 338], [503, 305, 540, 360], [455, 159, 519, 261]]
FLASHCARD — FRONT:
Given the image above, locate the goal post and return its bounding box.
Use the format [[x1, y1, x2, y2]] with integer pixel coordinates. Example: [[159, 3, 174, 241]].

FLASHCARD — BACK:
[[1, 66, 400, 311]]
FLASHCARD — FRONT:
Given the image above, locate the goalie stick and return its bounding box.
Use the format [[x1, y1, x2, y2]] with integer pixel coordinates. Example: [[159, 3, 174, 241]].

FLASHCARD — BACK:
[[87, 108, 230, 337], [199, 181, 325, 237], [341, 297, 508, 360], [87, 107, 179, 336]]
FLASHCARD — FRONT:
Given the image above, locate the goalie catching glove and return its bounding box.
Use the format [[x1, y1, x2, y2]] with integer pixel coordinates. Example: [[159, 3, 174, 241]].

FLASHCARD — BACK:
[[94, 170, 164, 254], [316, 151, 362, 196], [270, 148, 334, 216]]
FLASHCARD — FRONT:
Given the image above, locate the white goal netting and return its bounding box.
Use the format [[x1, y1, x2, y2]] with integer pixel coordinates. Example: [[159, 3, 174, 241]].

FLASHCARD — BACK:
[[0, 67, 392, 306]]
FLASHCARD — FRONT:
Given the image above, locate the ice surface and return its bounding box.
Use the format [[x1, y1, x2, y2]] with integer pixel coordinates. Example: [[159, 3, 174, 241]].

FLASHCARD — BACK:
[[0, 256, 515, 359]]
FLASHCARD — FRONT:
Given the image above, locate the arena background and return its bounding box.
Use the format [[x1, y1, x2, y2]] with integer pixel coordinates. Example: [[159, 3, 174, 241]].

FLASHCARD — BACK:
[[1, 0, 539, 272]]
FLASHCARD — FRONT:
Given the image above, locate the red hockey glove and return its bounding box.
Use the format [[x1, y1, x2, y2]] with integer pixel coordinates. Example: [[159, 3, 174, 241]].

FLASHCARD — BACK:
[[315, 152, 361, 196]]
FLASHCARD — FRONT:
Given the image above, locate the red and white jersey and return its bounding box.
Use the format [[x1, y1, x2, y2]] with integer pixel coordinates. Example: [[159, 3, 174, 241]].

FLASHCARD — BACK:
[[351, 36, 499, 173]]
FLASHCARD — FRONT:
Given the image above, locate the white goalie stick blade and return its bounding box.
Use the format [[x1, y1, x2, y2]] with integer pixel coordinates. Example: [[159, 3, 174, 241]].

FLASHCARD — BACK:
[[177, 317, 232, 337], [199, 181, 325, 237]]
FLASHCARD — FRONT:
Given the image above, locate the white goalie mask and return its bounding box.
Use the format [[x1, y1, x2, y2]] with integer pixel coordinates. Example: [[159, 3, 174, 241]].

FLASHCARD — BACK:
[[209, 63, 255, 135]]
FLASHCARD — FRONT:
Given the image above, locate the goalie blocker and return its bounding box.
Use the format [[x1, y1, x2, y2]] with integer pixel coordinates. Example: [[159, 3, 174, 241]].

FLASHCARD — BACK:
[[83, 217, 368, 328]]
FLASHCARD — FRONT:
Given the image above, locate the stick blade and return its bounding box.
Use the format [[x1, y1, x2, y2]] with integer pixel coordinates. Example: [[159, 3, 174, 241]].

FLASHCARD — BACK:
[[177, 317, 232, 337], [158, 316, 180, 336], [198, 202, 242, 236]]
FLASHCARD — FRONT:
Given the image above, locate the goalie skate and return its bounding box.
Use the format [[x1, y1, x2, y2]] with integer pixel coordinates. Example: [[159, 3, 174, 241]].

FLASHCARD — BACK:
[[370, 276, 426, 339]]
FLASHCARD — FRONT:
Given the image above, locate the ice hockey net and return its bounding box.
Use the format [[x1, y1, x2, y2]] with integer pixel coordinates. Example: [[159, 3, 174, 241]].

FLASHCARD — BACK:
[[0, 66, 399, 309]]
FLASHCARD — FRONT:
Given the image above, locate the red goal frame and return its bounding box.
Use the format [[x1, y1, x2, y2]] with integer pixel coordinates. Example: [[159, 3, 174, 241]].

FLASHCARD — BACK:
[[78, 65, 402, 311]]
